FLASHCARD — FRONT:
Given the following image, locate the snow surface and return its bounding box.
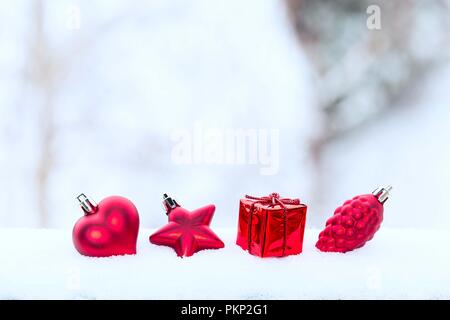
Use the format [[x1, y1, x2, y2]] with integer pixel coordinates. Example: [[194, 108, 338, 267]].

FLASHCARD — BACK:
[[0, 228, 449, 299]]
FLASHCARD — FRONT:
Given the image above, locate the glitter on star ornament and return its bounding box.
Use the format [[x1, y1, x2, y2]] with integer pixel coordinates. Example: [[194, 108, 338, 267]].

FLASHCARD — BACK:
[[149, 194, 225, 257]]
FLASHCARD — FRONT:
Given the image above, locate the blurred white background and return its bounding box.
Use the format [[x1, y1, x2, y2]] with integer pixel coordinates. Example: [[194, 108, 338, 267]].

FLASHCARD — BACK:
[[0, 0, 449, 229]]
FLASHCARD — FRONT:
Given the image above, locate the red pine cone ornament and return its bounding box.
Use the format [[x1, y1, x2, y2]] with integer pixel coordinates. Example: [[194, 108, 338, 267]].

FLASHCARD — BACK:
[[316, 186, 392, 253]]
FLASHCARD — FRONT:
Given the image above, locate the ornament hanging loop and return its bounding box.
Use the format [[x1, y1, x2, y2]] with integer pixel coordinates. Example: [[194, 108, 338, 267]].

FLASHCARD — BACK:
[[162, 193, 179, 215], [77, 193, 98, 215], [372, 185, 392, 204]]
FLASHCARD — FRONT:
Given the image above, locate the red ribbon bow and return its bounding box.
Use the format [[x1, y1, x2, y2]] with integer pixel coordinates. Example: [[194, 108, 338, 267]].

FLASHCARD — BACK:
[[244, 193, 301, 256], [245, 193, 300, 208]]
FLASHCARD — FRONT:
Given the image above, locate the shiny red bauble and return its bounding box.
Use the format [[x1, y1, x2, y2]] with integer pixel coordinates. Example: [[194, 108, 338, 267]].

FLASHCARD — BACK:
[[73, 194, 140, 257]]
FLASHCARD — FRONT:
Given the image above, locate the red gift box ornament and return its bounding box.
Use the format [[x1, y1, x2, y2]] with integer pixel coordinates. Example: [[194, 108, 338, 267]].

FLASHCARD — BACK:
[[236, 193, 307, 257]]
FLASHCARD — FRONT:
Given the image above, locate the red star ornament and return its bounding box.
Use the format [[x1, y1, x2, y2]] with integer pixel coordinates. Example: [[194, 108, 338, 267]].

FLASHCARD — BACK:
[[149, 194, 225, 257]]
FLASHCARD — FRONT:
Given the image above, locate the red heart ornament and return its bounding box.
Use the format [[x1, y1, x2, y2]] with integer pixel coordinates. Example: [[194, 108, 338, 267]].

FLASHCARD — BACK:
[[73, 194, 140, 257]]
